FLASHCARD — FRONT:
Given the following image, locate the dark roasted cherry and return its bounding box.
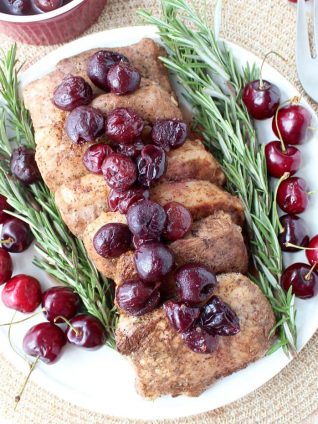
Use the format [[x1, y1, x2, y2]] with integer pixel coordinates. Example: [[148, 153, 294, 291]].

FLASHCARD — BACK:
[[83, 143, 113, 174], [151, 119, 188, 151], [132, 234, 160, 249], [53, 75, 93, 111], [7, 0, 31, 14], [106, 108, 144, 144], [163, 300, 200, 333], [163, 202, 192, 241], [242, 80, 280, 120], [175, 264, 216, 306], [281, 263, 316, 299], [107, 62, 141, 95], [42, 287, 81, 323], [272, 104, 311, 145], [23, 322, 66, 364], [93, 223, 132, 258], [181, 326, 218, 354], [87, 51, 129, 91], [34, 0, 62, 12], [108, 187, 149, 214], [134, 242, 174, 283], [102, 153, 137, 190], [306, 235, 318, 269], [137, 145, 167, 187], [115, 279, 161, 316], [127, 199, 166, 238], [0, 248, 12, 285], [115, 139, 144, 159], [10, 146, 41, 185], [199, 295, 240, 336], [278, 214, 309, 252], [66, 314, 107, 348], [265, 141, 301, 178], [1, 217, 33, 253], [65, 106, 105, 144], [0, 195, 13, 224], [2, 274, 41, 313], [277, 177, 309, 214]]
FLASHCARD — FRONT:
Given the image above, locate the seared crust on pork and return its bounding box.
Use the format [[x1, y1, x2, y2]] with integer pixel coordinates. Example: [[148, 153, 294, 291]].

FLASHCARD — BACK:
[[116, 273, 275, 398]]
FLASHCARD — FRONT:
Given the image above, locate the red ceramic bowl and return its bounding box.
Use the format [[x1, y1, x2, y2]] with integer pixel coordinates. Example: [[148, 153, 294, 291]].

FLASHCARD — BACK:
[[0, 0, 107, 45]]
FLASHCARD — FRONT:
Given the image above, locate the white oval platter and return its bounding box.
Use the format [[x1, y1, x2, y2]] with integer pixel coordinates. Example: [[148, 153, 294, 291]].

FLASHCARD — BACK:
[[0, 25, 317, 421]]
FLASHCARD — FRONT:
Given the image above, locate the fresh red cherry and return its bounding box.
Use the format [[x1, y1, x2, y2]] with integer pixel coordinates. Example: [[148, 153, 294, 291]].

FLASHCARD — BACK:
[[0, 195, 13, 224], [1, 217, 33, 253], [265, 141, 301, 178], [34, 0, 63, 12], [277, 177, 309, 214], [108, 187, 149, 214], [151, 119, 188, 151], [66, 314, 107, 348], [163, 300, 200, 333], [0, 248, 12, 285], [199, 296, 240, 336], [23, 322, 66, 364], [107, 62, 141, 95], [137, 145, 167, 187], [278, 214, 309, 252], [134, 242, 174, 283], [127, 200, 166, 238], [93, 223, 132, 258], [163, 202, 192, 241], [106, 108, 144, 144], [52, 75, 93, 111], [306, 235, 318, 269], [115, 279, 161, 316], [87, 51, 129, 91], [175, 264, 217, 306], [2, 274, 42, 313], [281, 263, 316, 299], [10, 146, 41, 185], [242, 80, 280, 120], [181, 326, 218, 354], [42, 287, 81, 323], [83, 143, 113, 174], [102, 153, 137, 190], [272, 104, 311, 145], [65, 106, 105, 144]]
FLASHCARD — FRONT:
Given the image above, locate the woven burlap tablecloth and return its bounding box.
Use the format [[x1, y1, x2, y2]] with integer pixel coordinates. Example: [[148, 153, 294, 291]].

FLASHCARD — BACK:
[[0, 1, 317, 423]]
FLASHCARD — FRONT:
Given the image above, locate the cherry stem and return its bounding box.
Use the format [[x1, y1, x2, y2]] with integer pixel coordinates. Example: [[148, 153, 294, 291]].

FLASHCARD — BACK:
[[8, 311, 28, 363], [14, 355, 40, 410], [54, 316, 79, 336], [283, 242, 318, 250], [275, 172, 290, 233], [259, 51, 287, 90], [0, 238, 13, 246], [307, 189, 318, 196], [0, 308, 45, 327], [305, 261, 317, 281]]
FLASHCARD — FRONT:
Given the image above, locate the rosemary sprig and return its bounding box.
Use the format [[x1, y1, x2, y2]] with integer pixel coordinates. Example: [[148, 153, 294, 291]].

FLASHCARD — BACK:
[[0, 45, 117, 348], [140, 0, 297, 354]]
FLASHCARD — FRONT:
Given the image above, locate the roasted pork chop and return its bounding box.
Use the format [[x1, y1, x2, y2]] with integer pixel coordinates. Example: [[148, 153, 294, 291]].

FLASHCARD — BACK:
[[116, 273, 275, 398], [22, 38, 275, 400]]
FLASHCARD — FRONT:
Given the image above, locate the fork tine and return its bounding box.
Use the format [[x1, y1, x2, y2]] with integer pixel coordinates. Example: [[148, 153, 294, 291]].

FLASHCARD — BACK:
[[314, 0, 318, 55], [297, 0, 312, 62]]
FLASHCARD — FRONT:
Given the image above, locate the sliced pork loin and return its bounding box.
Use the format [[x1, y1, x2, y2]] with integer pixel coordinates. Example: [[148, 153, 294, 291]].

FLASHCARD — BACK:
[[116, 273, 275, 399], [83, 211, 248, 284], [55, 140, 226, 237]]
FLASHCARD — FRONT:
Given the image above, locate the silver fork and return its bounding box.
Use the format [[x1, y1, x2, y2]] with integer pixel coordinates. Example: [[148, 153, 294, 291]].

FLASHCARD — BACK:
[[296, 0, 318, 102]]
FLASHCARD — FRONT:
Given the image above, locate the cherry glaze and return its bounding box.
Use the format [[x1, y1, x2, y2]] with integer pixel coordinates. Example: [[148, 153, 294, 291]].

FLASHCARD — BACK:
[[108, 187, 149, 214], [102, 153, 137, 190], [151, 119, 188, 151], [199, 296, 240, 336], [137, 145, 167, 187], [181, 326, 218, 354], [163, 300, 200, 333], [106, 108, 144, 144], [83, 143, 113, 174]]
